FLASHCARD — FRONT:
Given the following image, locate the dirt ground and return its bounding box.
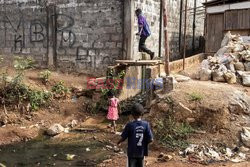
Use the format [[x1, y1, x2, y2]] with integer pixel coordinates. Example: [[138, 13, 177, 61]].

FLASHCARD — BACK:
[[0, 66, 250, 166]]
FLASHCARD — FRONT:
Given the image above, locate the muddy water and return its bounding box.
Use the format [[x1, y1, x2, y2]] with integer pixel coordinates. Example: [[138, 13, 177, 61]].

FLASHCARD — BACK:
[[0, 134, 112, 167]]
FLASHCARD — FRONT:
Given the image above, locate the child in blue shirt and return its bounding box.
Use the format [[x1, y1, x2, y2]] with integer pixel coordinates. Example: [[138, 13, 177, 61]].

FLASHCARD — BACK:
[[117, 103, 153, 167]]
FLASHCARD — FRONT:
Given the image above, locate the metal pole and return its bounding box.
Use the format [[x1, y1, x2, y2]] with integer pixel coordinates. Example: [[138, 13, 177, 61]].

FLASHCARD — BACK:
[[183, 0, 188, 70], [162, 0, 170, 76]]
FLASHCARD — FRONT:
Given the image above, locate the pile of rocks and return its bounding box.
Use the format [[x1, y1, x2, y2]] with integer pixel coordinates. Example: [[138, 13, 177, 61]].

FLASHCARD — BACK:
[[199, 31, 250, 86]]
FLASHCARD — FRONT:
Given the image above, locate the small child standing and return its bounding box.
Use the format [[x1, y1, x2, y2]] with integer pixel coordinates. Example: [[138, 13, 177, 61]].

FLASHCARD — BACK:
[[117, 103, 153, 167], [107, 91, 120, 133]]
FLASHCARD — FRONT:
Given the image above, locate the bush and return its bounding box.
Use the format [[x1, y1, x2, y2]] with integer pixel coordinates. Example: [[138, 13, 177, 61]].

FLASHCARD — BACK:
[[154, 102, 194, 150], [28, 90, 52, 111], [14, 56, 35, 71], [0, 74, 51, 111], [51, 81, 70, 98], [39, 70, 51, 84]]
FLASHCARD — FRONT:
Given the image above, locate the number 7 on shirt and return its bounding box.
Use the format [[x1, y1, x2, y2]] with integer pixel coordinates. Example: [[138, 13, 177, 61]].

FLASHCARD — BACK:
[[136, 133, 144, 146]]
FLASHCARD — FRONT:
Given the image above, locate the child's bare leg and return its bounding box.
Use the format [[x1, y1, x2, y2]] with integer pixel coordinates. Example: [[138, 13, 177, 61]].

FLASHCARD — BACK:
[[113, 120, 117, 133]]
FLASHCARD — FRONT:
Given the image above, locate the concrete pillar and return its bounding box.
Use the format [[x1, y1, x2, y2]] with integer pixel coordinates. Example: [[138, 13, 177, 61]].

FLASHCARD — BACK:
[[123, 0, 134, 60], [47, 5, 57, 68]]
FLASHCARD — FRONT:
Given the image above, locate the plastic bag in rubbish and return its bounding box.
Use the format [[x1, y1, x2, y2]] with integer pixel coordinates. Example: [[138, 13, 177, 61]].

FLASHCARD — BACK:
[[233, 43, 244, 52], [242, 73, 250, 87], [221, 31, 232, 47], [212, 70, 225, 82], [199, 69, 212, 81], [215, 46, 230, 57], [218, 53, 235, 64], [201, 59, 210, 69]]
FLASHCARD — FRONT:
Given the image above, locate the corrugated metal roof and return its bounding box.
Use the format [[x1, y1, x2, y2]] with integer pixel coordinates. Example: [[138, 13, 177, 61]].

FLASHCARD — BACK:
[[203, 0, 249, 7]]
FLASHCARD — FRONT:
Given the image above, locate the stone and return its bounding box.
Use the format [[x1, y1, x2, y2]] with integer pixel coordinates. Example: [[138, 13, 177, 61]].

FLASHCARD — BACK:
[[241, 127, 250, 148], [229, 90, 250, 115], [46, 124, 65, 136], [174, 74, 191, 82], [186, 118, 196, 123], [240, 146, 250, 152]]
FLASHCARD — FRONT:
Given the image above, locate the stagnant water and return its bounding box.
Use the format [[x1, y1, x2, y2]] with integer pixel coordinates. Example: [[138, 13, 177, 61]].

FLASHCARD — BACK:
[[0, 134, 112, 167]]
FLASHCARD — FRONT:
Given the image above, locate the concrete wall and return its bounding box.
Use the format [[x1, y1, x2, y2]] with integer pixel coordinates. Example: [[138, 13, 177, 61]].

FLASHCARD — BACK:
[[0, 0, 123, 75], [133, 0, 205, 61]]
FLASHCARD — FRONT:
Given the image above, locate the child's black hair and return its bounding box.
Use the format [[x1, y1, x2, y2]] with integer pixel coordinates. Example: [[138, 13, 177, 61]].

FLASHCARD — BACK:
[[107, 91, 114, 98], [135, 8, 142, 15], [131, 103, 144, 117]]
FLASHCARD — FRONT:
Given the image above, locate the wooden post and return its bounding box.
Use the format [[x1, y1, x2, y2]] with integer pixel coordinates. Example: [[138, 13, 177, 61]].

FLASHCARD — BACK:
[[192, 0, 196, 52], [162, 0, 170, 76], [183, 0, 188, 70]]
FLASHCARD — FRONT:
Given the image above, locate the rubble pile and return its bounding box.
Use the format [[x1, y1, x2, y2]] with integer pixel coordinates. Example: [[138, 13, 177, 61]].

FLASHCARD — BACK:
[[200, 31, 250, 86]]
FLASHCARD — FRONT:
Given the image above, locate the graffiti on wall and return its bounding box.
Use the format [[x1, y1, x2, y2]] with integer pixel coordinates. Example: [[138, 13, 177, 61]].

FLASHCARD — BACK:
[[0, 2, 117, 71]]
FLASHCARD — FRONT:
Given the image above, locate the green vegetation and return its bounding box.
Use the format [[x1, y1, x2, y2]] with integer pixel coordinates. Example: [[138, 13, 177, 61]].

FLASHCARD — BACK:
[[154, 98, 194, 150], [39, 70, 52, 84], [188, 92, 203, 101], [0, 74, 51, 111], [14, 56, 35, 71], [51, 81, 70, 98], [155, 117, 194, 150], [101, 70, 125, 98]]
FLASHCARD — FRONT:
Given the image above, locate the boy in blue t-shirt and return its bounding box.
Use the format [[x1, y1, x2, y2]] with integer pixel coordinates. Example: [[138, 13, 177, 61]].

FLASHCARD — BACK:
[[117, 103, 153, 167]]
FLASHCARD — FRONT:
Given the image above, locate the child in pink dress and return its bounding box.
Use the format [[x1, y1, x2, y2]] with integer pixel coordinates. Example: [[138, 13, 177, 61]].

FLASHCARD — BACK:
[[107, 92, 119, 133]]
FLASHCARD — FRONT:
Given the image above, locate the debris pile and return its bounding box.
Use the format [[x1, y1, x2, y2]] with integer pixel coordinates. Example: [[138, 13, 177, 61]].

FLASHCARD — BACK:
[[200, 31, 250, 86], [180, 144, 247, 164]]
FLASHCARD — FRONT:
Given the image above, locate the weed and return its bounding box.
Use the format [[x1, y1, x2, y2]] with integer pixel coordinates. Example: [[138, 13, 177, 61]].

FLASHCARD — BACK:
[[51, 81, 70, 98], [0, 74, 51, 111], [101, 70, 125, 98], [39, 70, 51, 84], [154, 110, 194, 150], [14, 56, 35, 71], [28, 90, 52, 111], [188, 92, 203, 101]]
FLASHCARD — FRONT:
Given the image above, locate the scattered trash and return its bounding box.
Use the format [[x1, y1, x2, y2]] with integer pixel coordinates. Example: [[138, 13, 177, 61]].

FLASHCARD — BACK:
[[0, 163, 6, 167], [72, 96, 77, 103], [157, 152, 173, 162], [115, 132, 121, 135], [66, 154, 76, 161], [181, 144, 247, 164], [102, 159, 112, 163], [230, 153, 246, 163], [86, 148, 90, 152], [67, 120, 78, 128], [241, 127, 250, 148]]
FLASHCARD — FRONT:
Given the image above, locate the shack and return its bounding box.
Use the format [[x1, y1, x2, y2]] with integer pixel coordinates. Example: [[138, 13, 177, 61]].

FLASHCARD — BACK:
[[204, 0, 250, 53]]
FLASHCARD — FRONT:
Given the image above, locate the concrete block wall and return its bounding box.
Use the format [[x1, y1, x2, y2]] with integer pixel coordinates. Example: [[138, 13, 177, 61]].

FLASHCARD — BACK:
[[0, 0, 123, 75], [134, 0, 205, 61]]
